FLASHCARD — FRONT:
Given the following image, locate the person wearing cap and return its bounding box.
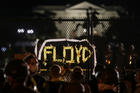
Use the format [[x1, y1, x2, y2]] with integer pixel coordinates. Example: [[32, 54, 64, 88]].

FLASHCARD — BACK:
[[44, 64, 65, 93], [59, 66, 91, 93]]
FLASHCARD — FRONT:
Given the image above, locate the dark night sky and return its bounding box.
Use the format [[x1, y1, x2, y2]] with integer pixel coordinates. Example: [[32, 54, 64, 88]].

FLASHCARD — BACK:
[[0, 0, 139, 17]]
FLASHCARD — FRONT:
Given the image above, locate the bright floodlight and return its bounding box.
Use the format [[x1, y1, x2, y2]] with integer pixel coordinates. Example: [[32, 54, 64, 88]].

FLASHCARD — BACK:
[[17, 29, 25, 33], [27, 29, 34, 34]]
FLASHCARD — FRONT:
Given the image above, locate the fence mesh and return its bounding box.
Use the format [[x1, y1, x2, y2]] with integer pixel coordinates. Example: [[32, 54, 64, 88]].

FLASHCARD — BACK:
[[0, 17, 139, 80]]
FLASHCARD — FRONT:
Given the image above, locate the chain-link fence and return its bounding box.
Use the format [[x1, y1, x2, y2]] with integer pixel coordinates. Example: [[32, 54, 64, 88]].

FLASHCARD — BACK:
[[0, 17, 139, 80], [0, 17, 112, 80], [0, 16, 139, 93], [51, 17, 111, 39]]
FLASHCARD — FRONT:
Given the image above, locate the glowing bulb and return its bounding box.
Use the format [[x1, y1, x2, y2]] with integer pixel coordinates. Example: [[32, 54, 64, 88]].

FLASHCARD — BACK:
[[17, 29, 25, 33], [83, 29, 87, 33], [27, 29, 34, 34]]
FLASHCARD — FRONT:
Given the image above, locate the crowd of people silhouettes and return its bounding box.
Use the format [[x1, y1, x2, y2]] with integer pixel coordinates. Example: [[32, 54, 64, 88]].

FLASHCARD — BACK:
[[0, 52, 140, 93]]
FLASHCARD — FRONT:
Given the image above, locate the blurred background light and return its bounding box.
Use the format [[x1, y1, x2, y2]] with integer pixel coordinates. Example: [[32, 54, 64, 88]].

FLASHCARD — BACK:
[[1, 47, 7, 52], [17, 28, 25, 34], [27, 29, 34, 34]]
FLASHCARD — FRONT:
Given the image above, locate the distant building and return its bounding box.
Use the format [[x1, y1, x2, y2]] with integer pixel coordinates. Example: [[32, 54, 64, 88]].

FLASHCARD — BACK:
[[33, 1, 120, 38]]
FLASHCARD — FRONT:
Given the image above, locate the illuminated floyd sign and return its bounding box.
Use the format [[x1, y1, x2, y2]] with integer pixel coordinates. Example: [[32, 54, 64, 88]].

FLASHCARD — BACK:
[[43, 45, 92, 63], [37, 39, 97, 68]]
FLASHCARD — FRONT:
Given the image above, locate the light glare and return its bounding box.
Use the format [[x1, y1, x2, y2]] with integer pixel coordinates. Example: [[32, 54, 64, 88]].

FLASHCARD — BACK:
[[27, 29, 34, 34], [17, 29, 25, 33]]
